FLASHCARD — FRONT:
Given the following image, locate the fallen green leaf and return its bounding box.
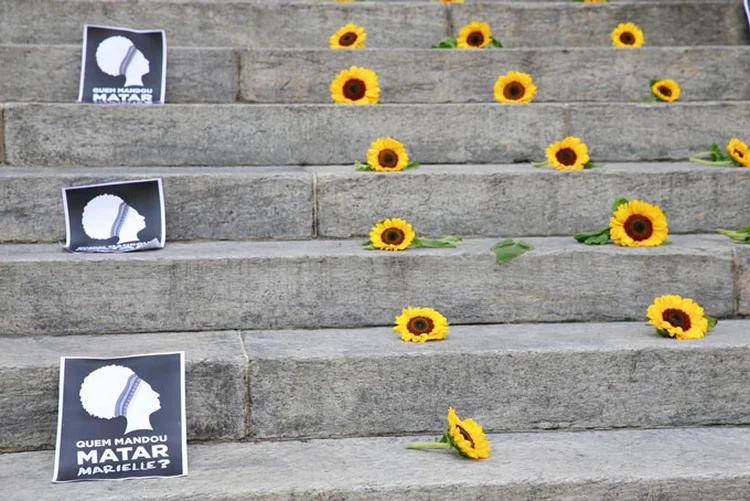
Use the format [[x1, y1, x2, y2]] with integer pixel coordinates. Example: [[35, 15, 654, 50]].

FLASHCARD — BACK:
[[355, 160, 374, 171], [488, 38, 503, 48], [656, 328, 671, 338], [414, 236, 463, 248], [717, 227, 750, 244], [705, 315, 718, 332], [404, 161, 420, 170], [574, 227, 611, 245], [431, 37, 457, 49], [492, 239, 533, 264]]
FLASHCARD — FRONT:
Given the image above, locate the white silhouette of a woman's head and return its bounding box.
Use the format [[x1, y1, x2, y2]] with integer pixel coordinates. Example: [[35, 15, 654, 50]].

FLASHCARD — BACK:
[[95, 36, 151, 87], [81, 194, 146, 244], [79, 365, 161, 435]]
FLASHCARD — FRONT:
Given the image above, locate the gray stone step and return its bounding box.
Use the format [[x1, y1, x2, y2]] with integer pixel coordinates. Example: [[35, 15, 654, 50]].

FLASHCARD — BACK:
[[0, 166, 313, 243], [0, 331, 247, 452], [5, 45, 749, 104], [3, 427, 750, 499], [3, 163, 749, 243], [1, 1, 745, 48], [3, 321, 750, 450], [2, 103, 749, 166], [0, 235, 744, 336]]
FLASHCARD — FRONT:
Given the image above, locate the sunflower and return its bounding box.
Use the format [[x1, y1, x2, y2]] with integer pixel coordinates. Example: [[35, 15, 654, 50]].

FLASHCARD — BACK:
[[727, 138, 750, 167], [545, 137, 590, 170], [584, 0, 607, 2], [439, 0, 465, 2], [366, 137, 409, 171], [611, 23, 645, 48], [330, 66, 380, 105], [393, 307, 448, 342], [370, 218, 415, 251], [494, 71, 537, 104], [329, 24, 366, 49], [456, 21, 492, 49], [446, 408, 491, 459], [651, 79, 680, 102], [609, 200, 668, 247], [647, 295, 709, 340]]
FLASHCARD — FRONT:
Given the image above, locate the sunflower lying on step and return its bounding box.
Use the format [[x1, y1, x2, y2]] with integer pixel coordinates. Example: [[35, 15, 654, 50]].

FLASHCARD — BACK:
[[432, 21, 503, 49], [355, 137, 419, 172], [650, 79, 680, 102], [363, 218, 462, 251], [647, 295, 717, 340], [531, 137, 602, 170], [574, 197, 668, 247], [611, 22, 644, 48], [407, 408, 491, 459], [494, 71, 537, 103], [329, 24, 366, 49], [690, 138, 750, 168], [394, 307, 449, 342], [330, 66, 379, 104]]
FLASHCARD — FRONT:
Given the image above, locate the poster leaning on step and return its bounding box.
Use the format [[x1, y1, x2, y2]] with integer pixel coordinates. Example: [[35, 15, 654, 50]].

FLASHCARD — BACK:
[[52, 352, 187, 483]]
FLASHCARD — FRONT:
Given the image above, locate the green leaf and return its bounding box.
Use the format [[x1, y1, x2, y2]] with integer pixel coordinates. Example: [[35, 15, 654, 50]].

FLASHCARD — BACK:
[[530, 161, 548, 168], [717, 228, 750, 244], [611, 197, 629, 212], [362, 241, 376, 250], [355, 160, 374, 172], [655, 328, 672, 338], [404, 161, 420, 170], [583, 161, 605, 169], [573, 227, 611, 245], [414, 235, 463, 248], [642, 97, 657, 103], [431, 37, 457, 49], [705, 315, 718, 332], [492, 239, 533, 264], [488, 38, 503, 48], [708, 143, 729, 162], [661, 239, 673, 245], [649, 79, 659, 87]]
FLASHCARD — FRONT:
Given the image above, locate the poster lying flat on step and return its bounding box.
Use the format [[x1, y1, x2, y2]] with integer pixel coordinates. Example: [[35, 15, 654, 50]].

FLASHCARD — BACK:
[[78, 24, 167, 104], [52, 352, 187, 483], [62, 178, 166, 253]]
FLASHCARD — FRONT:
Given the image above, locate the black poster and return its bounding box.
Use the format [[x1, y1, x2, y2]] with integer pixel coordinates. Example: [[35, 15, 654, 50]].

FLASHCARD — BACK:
[[78, 25, 167, 104], [62, 178, 166, 253], [52, 352, 187, 483]]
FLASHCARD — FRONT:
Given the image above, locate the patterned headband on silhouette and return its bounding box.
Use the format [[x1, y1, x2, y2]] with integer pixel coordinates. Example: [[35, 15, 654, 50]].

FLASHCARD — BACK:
[[115, 374, 142, 417], [119, 45, 138, 76], [110, 201, 130, 238]]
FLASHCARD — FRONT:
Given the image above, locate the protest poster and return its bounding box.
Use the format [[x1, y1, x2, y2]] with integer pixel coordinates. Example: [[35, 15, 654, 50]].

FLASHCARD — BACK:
[[78, 25, 167, 104], [52, 352, 187, 482], [62, 178, 166, 253]]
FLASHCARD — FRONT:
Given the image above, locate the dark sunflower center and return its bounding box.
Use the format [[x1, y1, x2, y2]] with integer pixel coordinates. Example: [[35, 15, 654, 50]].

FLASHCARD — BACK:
[[623, 214, 653, 241], [343, 78, 366, 100], [620, 32, 635, 45], [555, 148, 577, 166], [456, 424, 475, 448], [339, 32, 357, 46], [733, 148, 745, 158], [406, 316, 434, 335], [467, 31, 485, 46], [503, 82, 525, 100], [662, 308, 692, 330], [381, 227, 405, 245], [378, 149, 399, 168], [658, 86, 672, 97]]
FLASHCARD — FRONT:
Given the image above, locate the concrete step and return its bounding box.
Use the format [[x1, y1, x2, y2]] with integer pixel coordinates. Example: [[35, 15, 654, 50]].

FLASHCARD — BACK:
[[2, 103, 749, 166], [0, 166, 313, 243], [3, 163, 749, 243], [0, 235, 744, 336], [1, 1, 745, 48], [3, 321, 750, 450], [5, 45, 749, 104], [3, 427, 750, 499]]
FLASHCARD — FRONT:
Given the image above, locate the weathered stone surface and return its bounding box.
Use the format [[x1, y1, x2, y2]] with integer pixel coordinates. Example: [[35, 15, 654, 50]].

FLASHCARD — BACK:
[[3, 428, 750, 500], [2, 103, 566, 166], [0, 331, 247, 452], [0, 236, 735, 336], [314, 163, 750, 237], [241, 47, 750, 103], [738, 245, 750, 315], [568, 102, 750, 161], [0, 167, 313, 243], [0, 45, 235, 103], [245, 321, 750, 438]]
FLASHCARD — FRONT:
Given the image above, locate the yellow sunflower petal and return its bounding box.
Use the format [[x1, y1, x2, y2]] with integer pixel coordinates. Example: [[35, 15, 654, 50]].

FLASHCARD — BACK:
[[366, 137, 410, 171], [330, 66, 380, 105], [493, 71, 537, 104], [439, 0, 465, 3], [456, 21, 492, 49], [647, 294, 709, 340], [651, 79, 680, 102], [727, 138, 750, 167], [611, 23, 645, 48], [370, 218, 415, 251], [609, 199, 668, 247], [545, 136, 590, 170], [447, 409, 491, 459], [329, 24, 366, 49], [393, 306, 449, 342]]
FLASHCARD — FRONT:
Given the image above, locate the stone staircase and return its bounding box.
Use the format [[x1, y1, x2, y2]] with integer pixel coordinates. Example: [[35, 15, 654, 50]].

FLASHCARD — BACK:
[[1, 0, 750, 499]]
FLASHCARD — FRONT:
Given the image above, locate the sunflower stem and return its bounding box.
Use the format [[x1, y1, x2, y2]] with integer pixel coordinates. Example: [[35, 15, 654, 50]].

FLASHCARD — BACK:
[[530, 161, 548, 168], [407, 442, 452, 450], [689, 153, 732, 166]]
